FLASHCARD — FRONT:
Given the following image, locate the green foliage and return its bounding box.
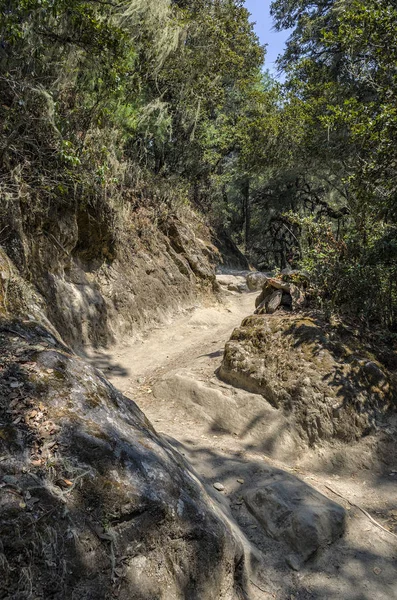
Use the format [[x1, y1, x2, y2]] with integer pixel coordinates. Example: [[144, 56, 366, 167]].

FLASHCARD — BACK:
[[0, 0, 274, 253], [288, 214, 397, 328], [260, 0, 397, 330], [2, 0, 395, 332]]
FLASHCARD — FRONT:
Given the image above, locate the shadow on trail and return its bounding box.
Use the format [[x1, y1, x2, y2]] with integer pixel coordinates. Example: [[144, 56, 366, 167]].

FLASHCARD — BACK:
[[0, 320, 248, 600], [198, 349, 224, 359], [85, 350, 130, 378], [166, 433, 397, 600]]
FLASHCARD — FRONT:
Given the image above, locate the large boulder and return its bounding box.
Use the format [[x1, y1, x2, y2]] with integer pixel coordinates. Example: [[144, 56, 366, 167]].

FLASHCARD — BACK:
[[244, 471, 346, 568], [218, 313, 395, 445], [246, 272, 270, 292], [0, 321, 249, 600], [2, 202, 220, 352], [212, 231, 249, 270]]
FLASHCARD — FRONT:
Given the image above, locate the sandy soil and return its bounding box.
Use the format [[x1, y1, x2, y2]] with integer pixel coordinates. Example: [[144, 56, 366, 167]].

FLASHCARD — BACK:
[[87, 277, 397, 600]]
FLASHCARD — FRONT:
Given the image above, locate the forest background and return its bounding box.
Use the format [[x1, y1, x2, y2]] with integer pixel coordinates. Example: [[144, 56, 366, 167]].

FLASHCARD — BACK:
[[1, 0, 396, 330]]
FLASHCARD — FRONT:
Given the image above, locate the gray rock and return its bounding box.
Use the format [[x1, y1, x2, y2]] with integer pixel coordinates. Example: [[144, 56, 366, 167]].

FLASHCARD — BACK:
[[254, 299, 267, 315], [255, 288, 285, 315], [362, 361, 387, 386], [255, 282, 273, 309], [255, 278, 292, 309], [213, 482, 225, 491], [286, 554, 301, 571], [0, 324, 249, 600], [255, 290, 283, 315], [264, 289, 283, 314], [266, 277, 291, 292], [246, 272, 269, 291], [244, 472, 346, 564]]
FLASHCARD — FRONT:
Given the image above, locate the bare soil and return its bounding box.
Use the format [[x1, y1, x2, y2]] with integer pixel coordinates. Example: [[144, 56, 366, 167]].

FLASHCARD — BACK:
[[88, 277, 397, 600]]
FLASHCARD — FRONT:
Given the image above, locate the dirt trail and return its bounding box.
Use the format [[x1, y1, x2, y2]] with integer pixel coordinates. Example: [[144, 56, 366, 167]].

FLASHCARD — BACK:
[[88, 285, 254, 391], [88, 276, 397, 600]]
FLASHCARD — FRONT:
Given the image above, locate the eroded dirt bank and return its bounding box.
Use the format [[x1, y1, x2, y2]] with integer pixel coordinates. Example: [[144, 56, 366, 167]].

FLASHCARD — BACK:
[[95, 275, 397, 600]]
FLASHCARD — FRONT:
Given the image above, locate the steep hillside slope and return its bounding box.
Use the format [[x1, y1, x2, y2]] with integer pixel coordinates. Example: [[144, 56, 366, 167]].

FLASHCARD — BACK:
[[1, 204, 221, 351]]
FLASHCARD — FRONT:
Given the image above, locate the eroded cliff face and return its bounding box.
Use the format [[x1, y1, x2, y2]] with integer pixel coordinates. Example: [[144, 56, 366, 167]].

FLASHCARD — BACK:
[[1, 201, 220, 350]]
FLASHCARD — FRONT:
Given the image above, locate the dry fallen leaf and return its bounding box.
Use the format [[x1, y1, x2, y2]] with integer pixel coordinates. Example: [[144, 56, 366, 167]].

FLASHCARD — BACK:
[[56, 478, 73, 489]]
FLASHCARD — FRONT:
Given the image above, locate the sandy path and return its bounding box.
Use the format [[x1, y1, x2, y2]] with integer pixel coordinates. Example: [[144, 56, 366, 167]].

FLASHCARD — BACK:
[[87, 281, 397, 600], [88, 288, 255, 395]]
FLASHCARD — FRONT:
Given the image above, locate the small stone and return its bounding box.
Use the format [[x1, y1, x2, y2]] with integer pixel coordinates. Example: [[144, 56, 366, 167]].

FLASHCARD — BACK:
[[227, 283, 241, 293], [10, 381, 23, 389], [213, 482, 225, 492], [246, 272, 269, 292], [373, 567, 382, 575], [237, 479, 244, 484]]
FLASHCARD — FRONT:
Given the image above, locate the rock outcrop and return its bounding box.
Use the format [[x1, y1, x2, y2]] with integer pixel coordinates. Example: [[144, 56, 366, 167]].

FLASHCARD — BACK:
[[219, 313, 396, 446], [1, 204, 220, 350], [0, 320, 249, 600], [213, 231, 250, 270]]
